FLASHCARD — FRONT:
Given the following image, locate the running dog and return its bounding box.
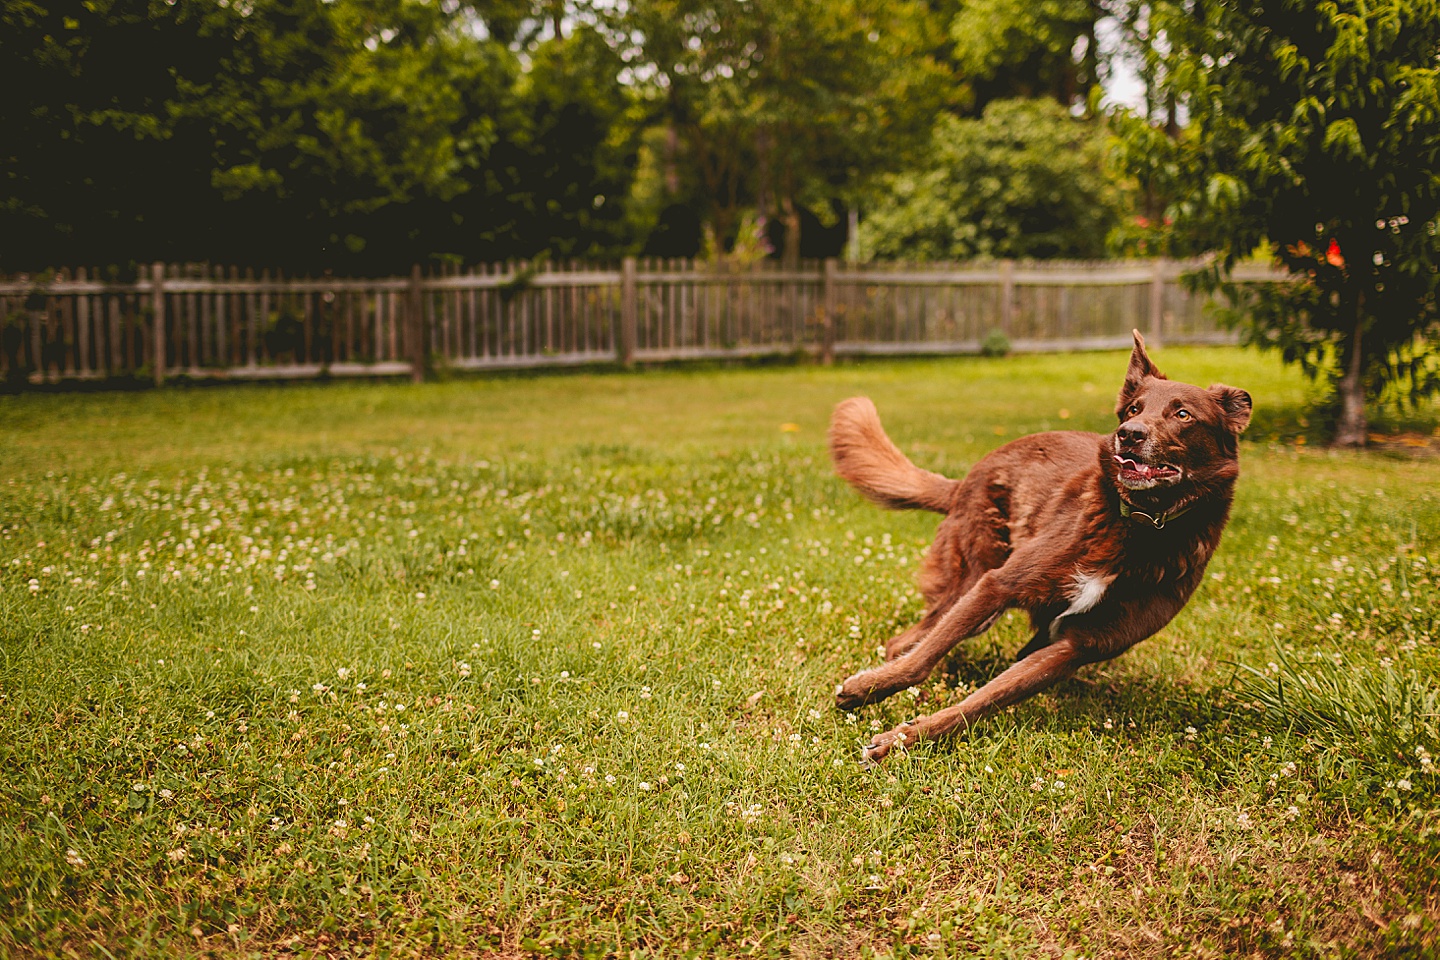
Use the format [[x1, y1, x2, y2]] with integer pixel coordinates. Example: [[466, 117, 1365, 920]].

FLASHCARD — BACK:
[[829, 331, 1251, 761]]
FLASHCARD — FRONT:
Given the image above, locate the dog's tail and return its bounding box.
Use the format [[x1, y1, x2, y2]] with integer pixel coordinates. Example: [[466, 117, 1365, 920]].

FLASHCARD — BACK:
[[828, 397, 958, 513]]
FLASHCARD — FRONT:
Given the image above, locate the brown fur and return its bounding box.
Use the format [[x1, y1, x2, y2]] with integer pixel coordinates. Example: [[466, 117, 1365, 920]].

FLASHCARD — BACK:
[[829, 331, 1252, 761]]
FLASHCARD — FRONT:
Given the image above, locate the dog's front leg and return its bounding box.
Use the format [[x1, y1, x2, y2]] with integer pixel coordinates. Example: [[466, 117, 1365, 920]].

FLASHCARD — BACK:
[[862, 637, 1085, 762], [861, 593, 1187, 761], [835, 573, 1007, 710]]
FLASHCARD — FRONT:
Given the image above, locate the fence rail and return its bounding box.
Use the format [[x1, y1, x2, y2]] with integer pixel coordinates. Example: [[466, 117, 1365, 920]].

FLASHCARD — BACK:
[[0, 258, 1286, 386]]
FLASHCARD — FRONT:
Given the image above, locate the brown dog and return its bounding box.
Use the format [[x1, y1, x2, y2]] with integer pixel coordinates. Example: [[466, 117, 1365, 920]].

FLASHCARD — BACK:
[[830, 331, 1251, 761]]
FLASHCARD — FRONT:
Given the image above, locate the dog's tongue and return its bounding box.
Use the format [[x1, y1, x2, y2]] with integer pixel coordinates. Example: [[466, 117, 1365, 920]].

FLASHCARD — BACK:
[[1115, 456, 1160, 479]]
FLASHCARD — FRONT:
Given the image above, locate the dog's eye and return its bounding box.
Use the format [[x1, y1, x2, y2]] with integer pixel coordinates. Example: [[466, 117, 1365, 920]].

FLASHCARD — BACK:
[[1175, 409, 1192, 421], [1126, 403, 1141, 417]]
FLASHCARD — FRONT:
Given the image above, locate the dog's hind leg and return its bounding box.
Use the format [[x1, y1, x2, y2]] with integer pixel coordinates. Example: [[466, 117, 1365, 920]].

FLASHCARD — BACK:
[[885, 623, 926, 661], [1013, 629, 1051, 661], [835, 573, 1007, 710], [883, 593, 964, 661], [862, 637, 1085, 762], [1014, 610, 1060, 660]]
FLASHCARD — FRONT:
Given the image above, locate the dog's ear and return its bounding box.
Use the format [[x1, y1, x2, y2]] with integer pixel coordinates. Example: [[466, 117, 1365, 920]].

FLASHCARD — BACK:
[[1208, 384, 1253, 434], [1117, 329, 1166, 411]]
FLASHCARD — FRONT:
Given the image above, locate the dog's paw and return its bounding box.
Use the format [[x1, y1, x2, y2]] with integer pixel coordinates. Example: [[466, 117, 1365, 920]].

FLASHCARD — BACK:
[[860, 725, 911, 764], [834, 678, 872, 713]]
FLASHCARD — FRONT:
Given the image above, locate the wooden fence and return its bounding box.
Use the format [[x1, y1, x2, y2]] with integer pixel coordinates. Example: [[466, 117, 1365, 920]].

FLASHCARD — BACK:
[[0, 258, 1285, 385]]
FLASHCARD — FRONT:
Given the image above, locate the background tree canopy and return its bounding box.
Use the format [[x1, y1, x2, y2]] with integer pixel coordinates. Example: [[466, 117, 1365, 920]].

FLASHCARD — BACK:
[[0, 0, 1108, 273], [0, 0, 636, 272], [856, 98, 1122, 262]]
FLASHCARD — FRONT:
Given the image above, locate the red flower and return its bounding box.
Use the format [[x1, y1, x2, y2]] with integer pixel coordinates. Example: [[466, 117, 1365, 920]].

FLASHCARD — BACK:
[[1325, 239, 1345, 268]]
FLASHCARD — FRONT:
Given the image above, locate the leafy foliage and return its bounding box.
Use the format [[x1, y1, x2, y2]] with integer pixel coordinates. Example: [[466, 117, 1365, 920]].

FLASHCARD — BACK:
[[951, 0, 1099, 109], [856, 99, 1124, 261], [0, 0, 637, 272], [1114, 0, 1440, 443], [617, 0, 950, 262]]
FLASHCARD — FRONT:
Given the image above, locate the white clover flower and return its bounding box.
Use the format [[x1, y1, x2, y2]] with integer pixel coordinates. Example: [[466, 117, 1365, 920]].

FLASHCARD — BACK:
[[639, 782, 652, 792], [616, 710, 629, 723], [1398, 778, 1413, 792], [66, 849, 85, 867]]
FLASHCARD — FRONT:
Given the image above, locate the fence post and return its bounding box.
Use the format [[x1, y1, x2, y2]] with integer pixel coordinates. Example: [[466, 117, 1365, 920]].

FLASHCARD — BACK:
[[998, 259, 1015, 334], [821, 257, 837, 366], [150, 261, 166, 387], [75, 266, 90, 377], [1148, 259, 1166, 346], [618, 256, 637, 368], [408, 264, 425, 383]]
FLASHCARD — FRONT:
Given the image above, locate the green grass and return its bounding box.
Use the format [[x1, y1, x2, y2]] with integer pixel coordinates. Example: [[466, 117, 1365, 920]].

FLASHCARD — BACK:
[[2, 348, 1438, 958]]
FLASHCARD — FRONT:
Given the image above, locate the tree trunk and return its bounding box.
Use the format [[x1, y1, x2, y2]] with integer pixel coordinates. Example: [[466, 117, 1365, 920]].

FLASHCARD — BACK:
[[1332, 305, 1368, 448], [780, 194, 801, 269]]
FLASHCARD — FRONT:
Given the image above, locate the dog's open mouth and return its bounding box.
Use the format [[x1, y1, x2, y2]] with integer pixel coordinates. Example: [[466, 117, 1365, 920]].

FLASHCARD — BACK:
[[1113, 456, 1181, 487]]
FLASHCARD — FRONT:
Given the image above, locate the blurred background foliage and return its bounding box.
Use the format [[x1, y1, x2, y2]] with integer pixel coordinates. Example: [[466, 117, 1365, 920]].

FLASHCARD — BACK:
[[0, 0, 1148, 273]]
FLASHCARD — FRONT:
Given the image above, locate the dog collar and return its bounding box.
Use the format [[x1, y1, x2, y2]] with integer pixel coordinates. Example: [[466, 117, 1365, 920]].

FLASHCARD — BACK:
[[1119, 499, 1192, 530]]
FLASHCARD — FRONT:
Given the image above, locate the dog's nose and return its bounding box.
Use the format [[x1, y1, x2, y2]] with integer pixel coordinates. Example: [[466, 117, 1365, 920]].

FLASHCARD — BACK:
[[1117, 421, 1149, 446]]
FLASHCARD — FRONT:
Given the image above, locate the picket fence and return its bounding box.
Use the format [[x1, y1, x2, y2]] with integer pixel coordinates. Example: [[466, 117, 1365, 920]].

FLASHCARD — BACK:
[[0, 258, 1285, 386]]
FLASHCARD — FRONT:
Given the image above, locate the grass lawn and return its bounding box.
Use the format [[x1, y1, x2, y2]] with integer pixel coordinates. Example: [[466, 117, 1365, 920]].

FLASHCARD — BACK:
[[2, 347, 1439, 958]]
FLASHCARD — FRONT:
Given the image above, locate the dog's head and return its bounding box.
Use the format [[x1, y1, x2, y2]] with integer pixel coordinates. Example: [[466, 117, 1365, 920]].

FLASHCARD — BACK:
[[1110, 330, 1251, 499]]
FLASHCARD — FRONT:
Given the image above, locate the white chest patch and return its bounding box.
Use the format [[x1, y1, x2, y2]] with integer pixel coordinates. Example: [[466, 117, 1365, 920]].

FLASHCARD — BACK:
[[1050, 570, 1112, 639]]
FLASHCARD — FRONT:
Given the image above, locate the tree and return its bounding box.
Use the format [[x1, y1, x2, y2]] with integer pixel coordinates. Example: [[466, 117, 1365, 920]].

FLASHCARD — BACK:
[[856, 98, 1124, 261], [1115, 0, 1440, 446], [617, 0, 949, 263], [0, 0, 232, 268], [950, 0, 1101, 111], [0, 0, 638, 272]]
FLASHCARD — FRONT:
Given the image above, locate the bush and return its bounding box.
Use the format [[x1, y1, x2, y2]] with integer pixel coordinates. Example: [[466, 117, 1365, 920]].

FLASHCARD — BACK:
[[857, 99, 1125, 262]]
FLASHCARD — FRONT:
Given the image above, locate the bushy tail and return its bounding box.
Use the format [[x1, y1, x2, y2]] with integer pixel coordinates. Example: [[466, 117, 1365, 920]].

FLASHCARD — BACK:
[[828, 397, 958, 513]]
